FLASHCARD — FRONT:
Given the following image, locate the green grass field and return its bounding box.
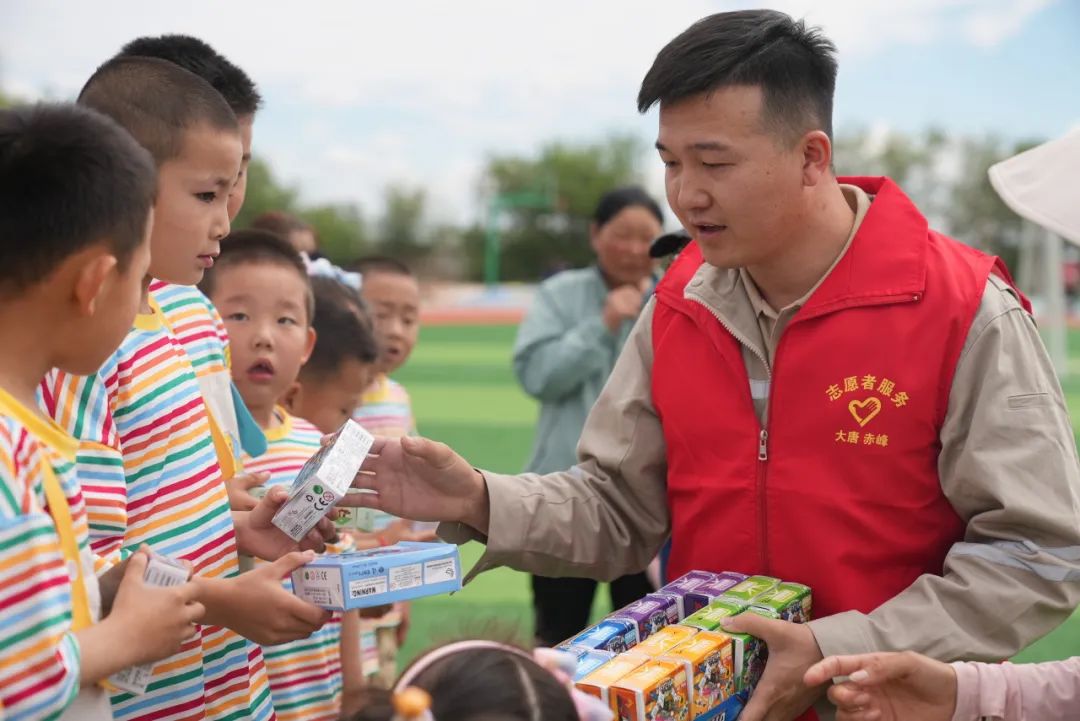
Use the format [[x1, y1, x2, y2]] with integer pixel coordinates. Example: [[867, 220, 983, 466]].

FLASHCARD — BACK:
[[395, 323, 1080, 665]]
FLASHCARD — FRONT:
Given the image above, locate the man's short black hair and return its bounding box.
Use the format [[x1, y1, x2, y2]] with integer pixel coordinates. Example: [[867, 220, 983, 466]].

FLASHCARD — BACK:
[[349, 255, 414, 278], [302, 279, 378, 380], [638, 10, 838, 142], [78, 56, 238, 165], [0, 103, 156, 296], [119, 34, 262, 117], [198, 229, 314, 321]]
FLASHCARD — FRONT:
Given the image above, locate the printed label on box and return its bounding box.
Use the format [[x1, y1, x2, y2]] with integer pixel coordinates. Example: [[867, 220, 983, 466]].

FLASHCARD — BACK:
[[350, 576, 389, 599], [425, 557, 457, 583], [390, 563, 423, 591], [298, 567, 343, 608]]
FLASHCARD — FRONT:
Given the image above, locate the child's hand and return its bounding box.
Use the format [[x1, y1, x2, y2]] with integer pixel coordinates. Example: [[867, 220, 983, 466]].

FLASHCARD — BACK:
[[213, 551, 331, 646], [106, 550, 205, 666], [233, 486, 337, 560], [225, 471, 270, 511]]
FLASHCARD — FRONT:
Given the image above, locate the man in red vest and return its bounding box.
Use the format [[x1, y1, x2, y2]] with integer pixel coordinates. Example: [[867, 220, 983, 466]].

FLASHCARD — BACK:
[[347, 10, 1080, 721]]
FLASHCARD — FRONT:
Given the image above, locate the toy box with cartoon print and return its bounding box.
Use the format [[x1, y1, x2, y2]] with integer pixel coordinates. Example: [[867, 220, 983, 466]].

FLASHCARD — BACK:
[[567, 618, 640, 654], [634, 625, 698, 657], [719, 575, 779, 605], [655, 570, 717, 618], [683, 572, 748, 616], [289, 541, 460, 611], [661, 631, 736, 718], [681, 599, 747, 632], [610, 594, 680, 640], [725, 607, 778, 696], [611, 658, 692, 721], [576, 651, 649, 707], [748, 582, 812, 623]]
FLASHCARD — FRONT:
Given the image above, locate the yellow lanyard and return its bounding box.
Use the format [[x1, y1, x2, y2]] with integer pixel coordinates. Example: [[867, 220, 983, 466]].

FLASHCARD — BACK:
[[39, 458, 92, 631], [150, 297, 240, 481], [0, 388, 92, 631]]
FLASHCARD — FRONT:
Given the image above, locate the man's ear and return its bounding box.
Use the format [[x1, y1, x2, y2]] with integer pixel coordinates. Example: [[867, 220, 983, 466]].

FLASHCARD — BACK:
[[72, 252, 119, 317], [800, 130, 833, 187]]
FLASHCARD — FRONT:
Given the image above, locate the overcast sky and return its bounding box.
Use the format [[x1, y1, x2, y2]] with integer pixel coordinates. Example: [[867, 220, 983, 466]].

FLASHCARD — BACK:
[[3, 0, 1077, 225]]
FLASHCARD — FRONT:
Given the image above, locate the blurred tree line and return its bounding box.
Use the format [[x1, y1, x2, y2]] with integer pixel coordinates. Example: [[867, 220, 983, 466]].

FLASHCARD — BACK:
[[235, 128, 1039, 282], [0, 77, 1043, 280]]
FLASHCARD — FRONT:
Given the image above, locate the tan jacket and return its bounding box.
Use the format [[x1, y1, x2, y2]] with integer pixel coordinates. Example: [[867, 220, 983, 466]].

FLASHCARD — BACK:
[[443, 202, 1080, 693]]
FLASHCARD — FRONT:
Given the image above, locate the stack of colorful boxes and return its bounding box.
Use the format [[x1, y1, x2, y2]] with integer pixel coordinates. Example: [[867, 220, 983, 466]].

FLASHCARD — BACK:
[[558, 572, 812, 721]]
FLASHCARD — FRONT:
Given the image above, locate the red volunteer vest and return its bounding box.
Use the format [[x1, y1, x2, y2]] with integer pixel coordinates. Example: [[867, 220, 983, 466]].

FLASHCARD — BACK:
[[653, 178, 1026, 712]]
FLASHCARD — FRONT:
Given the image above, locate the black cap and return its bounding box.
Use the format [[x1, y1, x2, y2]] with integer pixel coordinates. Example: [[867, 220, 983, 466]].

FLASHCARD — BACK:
[[649, 229, 691, 259]]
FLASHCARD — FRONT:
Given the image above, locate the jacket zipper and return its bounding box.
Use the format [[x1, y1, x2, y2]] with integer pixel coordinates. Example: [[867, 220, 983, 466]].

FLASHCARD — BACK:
[[687, 294, 772, 572], [682, 282, 922, 576]]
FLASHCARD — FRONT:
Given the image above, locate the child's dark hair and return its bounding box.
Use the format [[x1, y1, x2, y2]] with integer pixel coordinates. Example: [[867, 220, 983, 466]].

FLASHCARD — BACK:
[[198, 229, 313, 321], [0, 103, 157, 296], [77, 56, 238, 165], [349, 255, 413, 278], [118, 34, 262, 117], [350, 643, 578, 721], [250, 210, 313, 242], [308, 275, 372, 330], [593, 186, 663, 228], [638, 10, 838, 142], [301, 278, 378, 380]]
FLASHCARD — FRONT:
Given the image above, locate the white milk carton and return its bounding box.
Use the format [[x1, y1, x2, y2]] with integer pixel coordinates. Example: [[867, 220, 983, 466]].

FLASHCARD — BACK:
[[271, 420, 374, 541], [108, 551, 191, 694]]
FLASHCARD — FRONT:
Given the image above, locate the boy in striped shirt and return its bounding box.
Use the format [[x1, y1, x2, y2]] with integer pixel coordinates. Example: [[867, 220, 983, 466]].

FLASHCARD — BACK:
[[40, 58, 330, 721], [200, 231, 378, 720], [0, 104, 204, 721], [115, 35, 267, 485]]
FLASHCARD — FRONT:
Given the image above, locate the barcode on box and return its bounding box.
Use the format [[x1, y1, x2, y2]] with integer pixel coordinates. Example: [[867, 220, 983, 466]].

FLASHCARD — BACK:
[[144, 560, 187, 588]]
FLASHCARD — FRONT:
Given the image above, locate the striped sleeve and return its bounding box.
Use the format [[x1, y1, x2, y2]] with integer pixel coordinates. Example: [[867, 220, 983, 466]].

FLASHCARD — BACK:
[[39, 366, 127, 571], [0, 424, 81, 721]]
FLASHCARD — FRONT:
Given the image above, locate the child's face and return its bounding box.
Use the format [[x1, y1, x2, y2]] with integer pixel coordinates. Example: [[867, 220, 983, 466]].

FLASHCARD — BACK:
[[213, 262, 314, 418], [295, 358, 374, 434], [227, 114, 254, 222], [151, 124, 242, 285], [361, 271, 420, 374], [66, 212, 154, 375]]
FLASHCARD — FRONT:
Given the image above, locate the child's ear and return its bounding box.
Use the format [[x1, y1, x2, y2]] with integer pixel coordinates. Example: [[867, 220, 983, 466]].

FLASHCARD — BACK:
[[301, 327, 317, 365], [281, 381, 302, 414], [72, 252, 119, 317]]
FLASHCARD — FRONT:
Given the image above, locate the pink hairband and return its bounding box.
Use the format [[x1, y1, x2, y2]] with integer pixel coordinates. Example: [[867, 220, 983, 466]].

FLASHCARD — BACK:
[[392, 641, 612, 721]]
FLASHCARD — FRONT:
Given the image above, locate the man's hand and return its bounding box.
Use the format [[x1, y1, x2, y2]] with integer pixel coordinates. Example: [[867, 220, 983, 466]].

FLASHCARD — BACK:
[[804, 652, 958, 721], [225, 471, 270, 511], [233, 486, 337, 560], [602, 282, 648, 332], [721, 613, 826, 721], [202, 551, 331, 646], [338, 436, 490, 534]]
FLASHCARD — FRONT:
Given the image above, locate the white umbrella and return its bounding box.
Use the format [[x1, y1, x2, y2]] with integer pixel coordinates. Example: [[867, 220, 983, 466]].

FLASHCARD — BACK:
[[988, 128, 1080, 377], [989, 129, 1080, 247]]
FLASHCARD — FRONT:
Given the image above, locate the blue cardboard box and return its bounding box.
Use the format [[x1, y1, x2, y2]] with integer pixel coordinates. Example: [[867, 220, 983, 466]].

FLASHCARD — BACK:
[[290, 542, 461, 610]]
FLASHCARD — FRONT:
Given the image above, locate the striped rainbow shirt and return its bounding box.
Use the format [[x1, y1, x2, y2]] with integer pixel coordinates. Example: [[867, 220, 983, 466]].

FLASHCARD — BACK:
[[352, 374, 414, 439], [242, 408, 347, 721], [0, 387, 108, 720], [39, 288, 276, 721]]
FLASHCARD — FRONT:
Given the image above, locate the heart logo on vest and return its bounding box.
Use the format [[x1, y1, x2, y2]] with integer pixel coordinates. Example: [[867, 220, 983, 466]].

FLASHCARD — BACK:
[[848, 397, 882, 427]]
